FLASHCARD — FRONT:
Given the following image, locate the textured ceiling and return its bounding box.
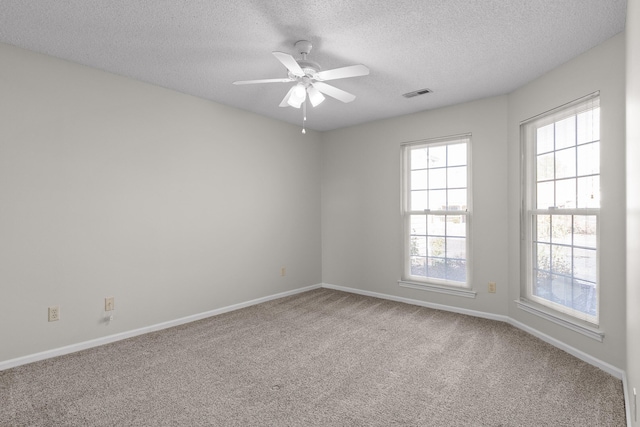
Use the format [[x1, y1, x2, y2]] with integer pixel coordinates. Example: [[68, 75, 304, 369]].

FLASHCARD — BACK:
[[0, 1, 627, 131]]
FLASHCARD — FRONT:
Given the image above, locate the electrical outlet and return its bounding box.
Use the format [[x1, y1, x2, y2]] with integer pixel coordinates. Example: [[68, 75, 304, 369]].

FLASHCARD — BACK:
[[281, 267, 286, 277], [488, 282, 496, 293], [105, 297, 115, 311], [48, 306, 60, 322]]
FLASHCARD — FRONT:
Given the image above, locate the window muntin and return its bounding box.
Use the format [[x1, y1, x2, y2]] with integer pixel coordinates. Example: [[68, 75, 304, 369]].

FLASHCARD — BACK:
[[523, 95, 600, 324], [403, 135, 470, 287]]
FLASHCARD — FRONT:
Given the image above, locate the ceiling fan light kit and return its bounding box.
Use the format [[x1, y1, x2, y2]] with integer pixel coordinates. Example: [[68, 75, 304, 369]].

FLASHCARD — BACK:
[[233, 40, 369, 133]]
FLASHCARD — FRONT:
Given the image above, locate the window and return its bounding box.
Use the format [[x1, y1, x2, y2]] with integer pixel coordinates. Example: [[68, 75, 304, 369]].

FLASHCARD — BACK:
[[401, 134, 471, 288], [521, 93, 600, 325]]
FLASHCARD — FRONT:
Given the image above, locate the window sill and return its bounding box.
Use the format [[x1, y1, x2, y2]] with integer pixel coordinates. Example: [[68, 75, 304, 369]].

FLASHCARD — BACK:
[[398, 280, 477, 299], [515, 299, 604, 342]]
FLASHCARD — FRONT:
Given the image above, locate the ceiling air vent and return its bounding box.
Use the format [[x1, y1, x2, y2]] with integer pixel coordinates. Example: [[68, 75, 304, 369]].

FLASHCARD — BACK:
[[402, 88, 433, 98]]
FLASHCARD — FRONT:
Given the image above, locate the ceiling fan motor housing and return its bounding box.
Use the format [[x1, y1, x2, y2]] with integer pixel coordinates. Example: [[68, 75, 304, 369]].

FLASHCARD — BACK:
[[297, 60, 321, 78], [295, 40, 313, 55]]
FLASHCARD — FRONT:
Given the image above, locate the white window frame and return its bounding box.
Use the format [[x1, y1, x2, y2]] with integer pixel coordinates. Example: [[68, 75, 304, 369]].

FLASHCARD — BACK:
[[520, 92, 601, 328], [400, 134, 473, 294]]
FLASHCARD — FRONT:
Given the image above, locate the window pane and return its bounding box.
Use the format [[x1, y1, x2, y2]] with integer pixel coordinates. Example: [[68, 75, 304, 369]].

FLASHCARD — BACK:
[[555, 116, 576, 149], [536, 215, 551, 243], [537, 124, 554, 154], [551, 245, 572, 276], [536, 243, 550, 271], [428, 215, 445, 236], [429, 146, 446, 168], [573, 215, 597, 249], [574, 248, 597, 283], [532, 214, 599, 319], [556, 178, 576, 208], [577, 142, 599, 176], [548, 273, 575, 308], [577, 176, 600, 208], [447, 166, 467, 188], [537, 181, 555, 209], [551, 215, 572, 245], [572, 279, 597, 316], [446, 215, 466, 237], [447, 189, 466, 210], [411, 190, 427, 210], [577, 108, 600, 145], [411, 236, 427, 257], [427, 257, 446, 280], [410, 214, 426, 235], [429, 168, 446, 189], [446, 237, 466, 259], [537, 153, 554, 181], [427, 237, 445, 257], [428, 189, 446, 210], [411, 148, 428, 169], [411, 256, 426, 276], [555, 147, 576, 179], [411, 170, 427, 190], [448, 143, 467, 166], [446, 259, 466, 282], [533, 269, 552, 300]]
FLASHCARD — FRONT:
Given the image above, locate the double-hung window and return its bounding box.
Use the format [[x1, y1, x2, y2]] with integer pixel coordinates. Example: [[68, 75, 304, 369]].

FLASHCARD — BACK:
[[401, 134, 471, 288], [521, 93, 600, 325]]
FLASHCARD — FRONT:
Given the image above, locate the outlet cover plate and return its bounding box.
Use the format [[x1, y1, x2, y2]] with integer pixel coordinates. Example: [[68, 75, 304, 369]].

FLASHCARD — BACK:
[[48, 306, 60, 322]]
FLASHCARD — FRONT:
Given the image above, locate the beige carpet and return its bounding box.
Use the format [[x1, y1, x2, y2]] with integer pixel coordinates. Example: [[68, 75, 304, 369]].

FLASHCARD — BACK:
[[0, 288, 626, 426]]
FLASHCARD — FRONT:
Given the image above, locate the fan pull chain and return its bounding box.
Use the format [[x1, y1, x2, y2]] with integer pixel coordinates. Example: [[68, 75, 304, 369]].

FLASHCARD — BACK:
[[302, 100, 307, 134]]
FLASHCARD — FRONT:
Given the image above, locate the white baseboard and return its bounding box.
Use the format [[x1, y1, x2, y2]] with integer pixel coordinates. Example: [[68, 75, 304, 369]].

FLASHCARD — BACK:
[[321, 283, 626, 380], [0, 284, 322, 372], [506, 317, 623, 379], [622, 371, 633, 427], [322, 283, 509, 322]]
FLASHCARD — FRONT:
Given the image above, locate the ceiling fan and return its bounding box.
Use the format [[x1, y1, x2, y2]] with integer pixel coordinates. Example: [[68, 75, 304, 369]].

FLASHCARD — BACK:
[[233, 40, 370, 133]]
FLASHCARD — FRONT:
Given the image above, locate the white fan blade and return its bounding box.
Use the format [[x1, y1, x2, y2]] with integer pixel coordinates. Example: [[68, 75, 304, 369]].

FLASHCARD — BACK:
[[273, 52, 305, 77], [313, 82, 356, 103], [233, 78, 293, 85], [316, 64, 369, 81], [279, 86, 296, 107]]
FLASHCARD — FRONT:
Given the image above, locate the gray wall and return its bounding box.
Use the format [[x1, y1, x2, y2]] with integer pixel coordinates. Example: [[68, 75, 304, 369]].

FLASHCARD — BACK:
[[0, 43, 322, 363], [322, 33, 626, 369], [321, 96, 510, 315], [627, 0, 640, 424]]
